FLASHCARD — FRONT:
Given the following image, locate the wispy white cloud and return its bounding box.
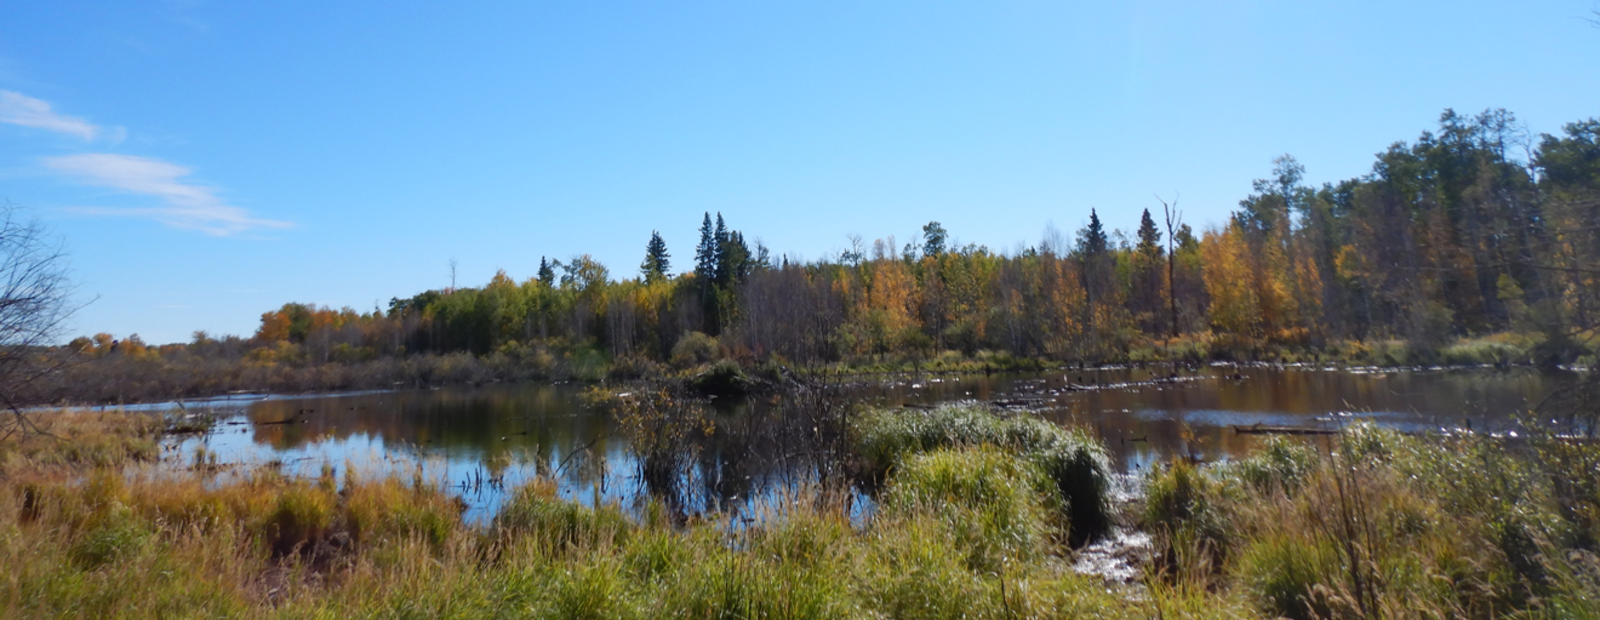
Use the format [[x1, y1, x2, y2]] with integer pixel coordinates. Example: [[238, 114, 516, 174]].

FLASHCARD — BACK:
[[44, 153, 293, 236], [0, 90, 102, 141]]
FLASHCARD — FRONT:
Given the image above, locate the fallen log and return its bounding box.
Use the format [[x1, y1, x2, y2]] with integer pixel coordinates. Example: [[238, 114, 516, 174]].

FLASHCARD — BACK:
[[1232, 423, 1338, 436]]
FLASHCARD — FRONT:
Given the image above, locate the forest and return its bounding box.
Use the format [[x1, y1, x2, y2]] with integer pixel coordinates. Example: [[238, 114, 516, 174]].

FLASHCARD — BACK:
[[38, 108, 1600, 403]]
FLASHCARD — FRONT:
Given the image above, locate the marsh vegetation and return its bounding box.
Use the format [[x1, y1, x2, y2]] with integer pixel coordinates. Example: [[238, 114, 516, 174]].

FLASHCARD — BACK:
[[3, 384, 1599, 619]]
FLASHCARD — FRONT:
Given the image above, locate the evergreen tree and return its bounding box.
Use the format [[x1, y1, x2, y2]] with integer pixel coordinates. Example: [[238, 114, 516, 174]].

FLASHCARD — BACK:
[[1136, 209, 1163, 259], [1078, 209, 1107, 256], [713, 213, 730, 269], [640, 230, 671, 282], [537, 256, 555, 286], [694, 213, 718, 279], [1133, 208, 1167, 333], [717, 229, 751, 287], [1077, 209, 1111, 311]]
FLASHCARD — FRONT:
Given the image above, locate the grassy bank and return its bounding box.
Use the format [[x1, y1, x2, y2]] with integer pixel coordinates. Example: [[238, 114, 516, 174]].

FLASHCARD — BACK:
[[3, 407, 1598, 618], [1143, 427, 1600, 619]]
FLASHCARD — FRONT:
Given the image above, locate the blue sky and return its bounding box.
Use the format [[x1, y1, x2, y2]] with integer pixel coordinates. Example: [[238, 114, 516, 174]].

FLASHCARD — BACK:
[[2, 1, 1597, 344]]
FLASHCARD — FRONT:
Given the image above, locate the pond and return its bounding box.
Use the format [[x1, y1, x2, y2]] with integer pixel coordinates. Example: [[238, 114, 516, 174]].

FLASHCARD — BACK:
[[157, 364, 1570, 522]]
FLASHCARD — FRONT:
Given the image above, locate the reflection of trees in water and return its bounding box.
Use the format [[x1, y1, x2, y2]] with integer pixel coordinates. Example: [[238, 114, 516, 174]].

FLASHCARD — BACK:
[[232, 368, 1569, 514], [610, 378, 855, 519]]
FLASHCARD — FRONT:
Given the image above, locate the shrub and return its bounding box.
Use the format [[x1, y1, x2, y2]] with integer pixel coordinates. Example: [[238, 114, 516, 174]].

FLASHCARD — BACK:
[[1220, 437, 1316, 495], [670, 331, 720, 368], [687, 359, 753, 397]]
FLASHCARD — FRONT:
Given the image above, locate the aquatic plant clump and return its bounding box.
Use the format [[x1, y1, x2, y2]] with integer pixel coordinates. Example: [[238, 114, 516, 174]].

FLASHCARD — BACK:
[[854, 404, 1114, 544], [882, 446, 1057, 570]]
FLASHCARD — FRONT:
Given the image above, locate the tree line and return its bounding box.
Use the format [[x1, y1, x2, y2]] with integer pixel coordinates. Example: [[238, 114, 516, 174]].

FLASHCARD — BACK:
[[53, 108, 1600, 400]]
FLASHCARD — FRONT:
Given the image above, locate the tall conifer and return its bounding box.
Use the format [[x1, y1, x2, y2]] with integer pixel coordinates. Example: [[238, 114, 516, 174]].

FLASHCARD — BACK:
[[537, 257, 555, 286], [694, 213, 718, 279], [640, 231, 671, 282]]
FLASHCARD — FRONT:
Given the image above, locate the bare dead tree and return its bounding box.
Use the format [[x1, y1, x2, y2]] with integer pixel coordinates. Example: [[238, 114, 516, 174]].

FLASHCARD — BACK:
[[1158, 193, 1183, 340], [0, 204, 79, 439]]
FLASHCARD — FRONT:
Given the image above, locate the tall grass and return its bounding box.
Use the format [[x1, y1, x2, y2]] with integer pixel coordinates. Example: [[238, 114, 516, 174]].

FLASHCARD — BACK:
[[0, 409, 161, 476], [1143, 427, 1600, 619], [855, 404, 1114, 544]]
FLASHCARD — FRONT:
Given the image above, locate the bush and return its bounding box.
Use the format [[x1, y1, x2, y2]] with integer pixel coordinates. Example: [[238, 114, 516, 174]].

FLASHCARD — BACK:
[[1220, 437, 1316, 496], [670, 332, 720, 368], [687, 359, 754, 397]]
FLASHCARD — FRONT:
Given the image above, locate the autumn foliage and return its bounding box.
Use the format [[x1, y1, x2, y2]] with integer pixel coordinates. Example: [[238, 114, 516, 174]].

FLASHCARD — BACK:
[[40, 109, 1600, 402]]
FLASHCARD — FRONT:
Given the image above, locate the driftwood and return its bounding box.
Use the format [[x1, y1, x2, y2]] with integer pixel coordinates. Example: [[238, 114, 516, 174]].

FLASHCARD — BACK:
[[1232, 423, 1338, 436], [990, 398, 1046, 407]]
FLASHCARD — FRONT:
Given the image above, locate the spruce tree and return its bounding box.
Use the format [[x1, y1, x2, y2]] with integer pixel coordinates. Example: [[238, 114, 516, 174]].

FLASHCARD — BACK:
[[694, 212, 720, 333], [1078, 209, 1110, 310], [1136, 209, 1163, 258], [694, 213, 718, 280], [713, 213, 730, 278], [537, 256, 555, 286], [1078, 209, 1108, 257], [717, 229, 750, 287], [640, 231, 671, 282]]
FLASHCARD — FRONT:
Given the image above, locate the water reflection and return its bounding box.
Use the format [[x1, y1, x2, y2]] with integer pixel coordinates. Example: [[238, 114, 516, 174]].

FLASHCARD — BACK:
[[165, 365, 1568, 521]]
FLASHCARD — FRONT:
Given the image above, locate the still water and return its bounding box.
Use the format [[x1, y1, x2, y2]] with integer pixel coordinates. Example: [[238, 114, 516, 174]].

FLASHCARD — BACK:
[[162, 365, 1567, 521]]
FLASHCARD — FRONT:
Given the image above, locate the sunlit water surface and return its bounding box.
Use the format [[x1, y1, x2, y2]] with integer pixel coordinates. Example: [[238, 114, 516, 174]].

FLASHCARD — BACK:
[[144, 365, 1568, 522]]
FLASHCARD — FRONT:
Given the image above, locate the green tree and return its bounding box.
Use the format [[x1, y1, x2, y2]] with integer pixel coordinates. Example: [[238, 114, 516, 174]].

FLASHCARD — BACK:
[[1136, 209, 1162, 258], [1077, 209, 1107, 257], [1132, 208, 1166, 334], [922, 221, 948, 258], [1076, 209, 1112, 311], [640, 230, 671, 283], [537, 256, 556, 287]]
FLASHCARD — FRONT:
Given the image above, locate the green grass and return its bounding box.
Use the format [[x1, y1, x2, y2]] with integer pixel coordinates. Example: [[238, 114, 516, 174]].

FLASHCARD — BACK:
[[882, 446, 1057, 570], [855, 404, 1114, 544]]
